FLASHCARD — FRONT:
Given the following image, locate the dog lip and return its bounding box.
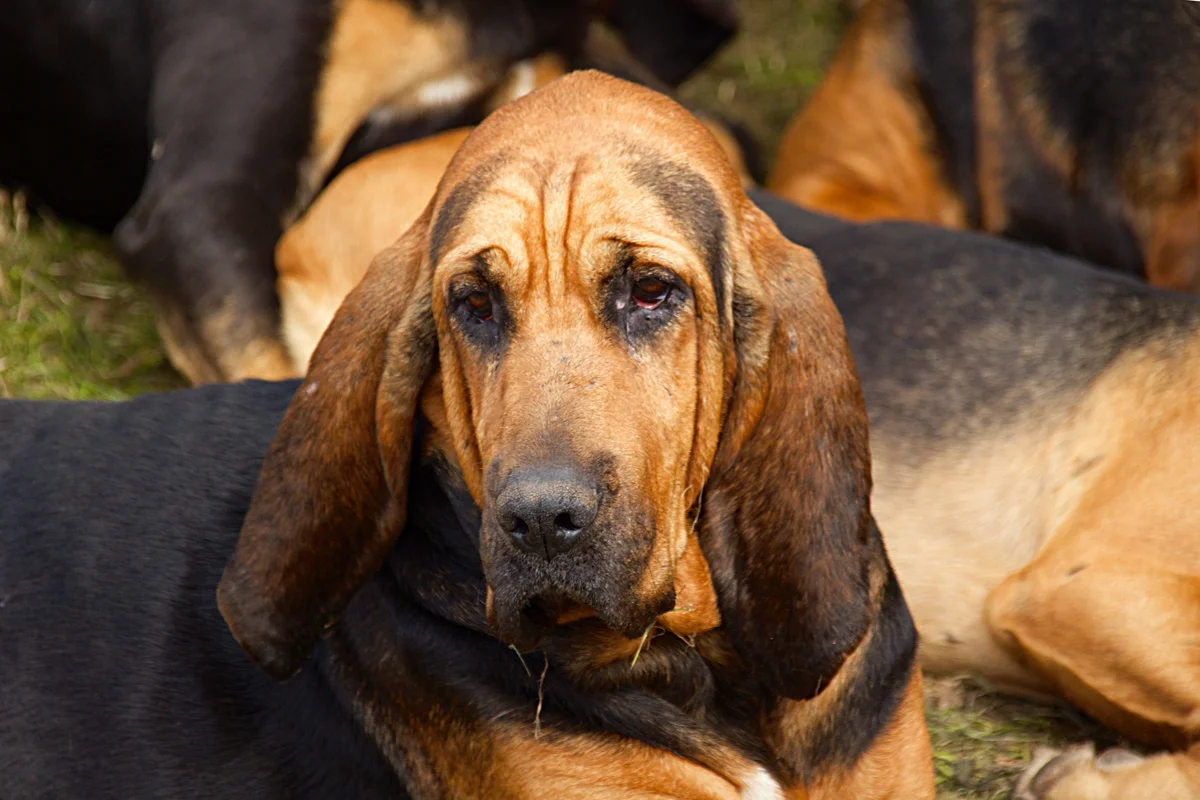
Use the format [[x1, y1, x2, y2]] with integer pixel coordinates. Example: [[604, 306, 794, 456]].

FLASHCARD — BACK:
[[493, 586, 666, 651]]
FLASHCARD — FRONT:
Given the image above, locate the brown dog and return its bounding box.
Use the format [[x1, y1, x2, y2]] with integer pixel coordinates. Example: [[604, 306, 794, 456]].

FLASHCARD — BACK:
[[767, 0, 1200, 293], [219, 71, 934, 798]]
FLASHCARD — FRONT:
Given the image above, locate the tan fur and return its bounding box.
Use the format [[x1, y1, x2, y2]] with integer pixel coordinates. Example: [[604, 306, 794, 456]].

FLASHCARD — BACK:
[[280, 55, 571, 372], [492, 728, 785, 800], [878, 337, 1200, 797], [697, 117, 756, 189], [299, 0, 481, 205], [1144, 165, 1200, 292], [972, 0, 1009, 234], [154, 304, 299, 385], [426, 79, 743, 626], [1015, 744, 1200, 800], [806, 671, 932, 800], [278, 127, 471, 370], [279, 94, 753, 374]]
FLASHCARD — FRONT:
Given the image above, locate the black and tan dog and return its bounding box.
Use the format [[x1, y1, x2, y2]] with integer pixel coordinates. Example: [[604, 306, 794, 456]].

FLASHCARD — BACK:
[[0, 73, 933, 799], [779, 203, 1200, 799], [768, 0, 1200, 295], [0, 0, 735, 385]]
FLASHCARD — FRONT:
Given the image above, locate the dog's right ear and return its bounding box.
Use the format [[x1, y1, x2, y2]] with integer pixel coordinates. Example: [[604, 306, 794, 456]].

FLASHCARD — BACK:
[[218, 207, 437, 680]]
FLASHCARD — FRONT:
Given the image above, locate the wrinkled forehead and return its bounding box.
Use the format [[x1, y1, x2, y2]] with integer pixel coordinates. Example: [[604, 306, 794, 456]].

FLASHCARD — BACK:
[[427, 149, 733, 309]]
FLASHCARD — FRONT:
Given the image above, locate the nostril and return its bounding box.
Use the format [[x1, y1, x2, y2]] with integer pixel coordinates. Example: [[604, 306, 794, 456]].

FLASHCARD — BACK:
[[496, 467, 599, 560], [553, 512, 580, 533]]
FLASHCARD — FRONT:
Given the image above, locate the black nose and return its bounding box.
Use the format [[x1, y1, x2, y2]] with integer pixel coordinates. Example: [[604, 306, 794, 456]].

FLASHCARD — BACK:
[[496, 467, 600, 560]]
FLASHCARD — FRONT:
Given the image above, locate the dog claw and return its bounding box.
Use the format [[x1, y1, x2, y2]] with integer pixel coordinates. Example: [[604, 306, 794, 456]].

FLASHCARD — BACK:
[[1094, 748, 1145, 771]]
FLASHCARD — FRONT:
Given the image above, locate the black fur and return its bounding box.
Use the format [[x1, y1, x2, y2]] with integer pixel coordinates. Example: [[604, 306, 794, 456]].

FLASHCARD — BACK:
[[898, 0, 1200, 279], [605, 0, 737, 87], [0, 383, 759, 795], [429, 160, 502, 264], [757, 186, 1200, 444], [324, 100, 490, 192], [805, 561, 916, 774], [0, 381, 406, 799], [991, 0, 1200, 277], [2, 0, 337, 376], [906, 0, 980, 227]]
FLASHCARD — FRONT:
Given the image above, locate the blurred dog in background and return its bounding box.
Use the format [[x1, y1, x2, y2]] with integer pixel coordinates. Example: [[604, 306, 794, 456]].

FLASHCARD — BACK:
[[0, 0, 737, 384], [768, 0, 1200, 296]]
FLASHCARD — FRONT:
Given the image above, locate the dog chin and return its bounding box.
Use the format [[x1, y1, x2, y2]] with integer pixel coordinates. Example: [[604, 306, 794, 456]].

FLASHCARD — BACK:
[[489, 587, 672, 653]]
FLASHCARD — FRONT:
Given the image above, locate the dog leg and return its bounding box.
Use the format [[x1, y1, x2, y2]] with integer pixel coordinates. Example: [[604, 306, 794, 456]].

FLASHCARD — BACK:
[[112, 2, 325, 383], [765, 0, 965, 227], [987, 548, 1200, 799]]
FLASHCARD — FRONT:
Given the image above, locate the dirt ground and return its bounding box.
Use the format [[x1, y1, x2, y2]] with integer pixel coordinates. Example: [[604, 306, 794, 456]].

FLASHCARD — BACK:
[[0, 2, 1128, 797]]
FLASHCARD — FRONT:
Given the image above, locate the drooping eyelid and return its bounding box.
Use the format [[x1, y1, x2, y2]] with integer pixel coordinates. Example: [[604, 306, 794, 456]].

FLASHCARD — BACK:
[[607, 241, 694, 291], [630, 263, 683, 289], [446, 250, 507, 300]]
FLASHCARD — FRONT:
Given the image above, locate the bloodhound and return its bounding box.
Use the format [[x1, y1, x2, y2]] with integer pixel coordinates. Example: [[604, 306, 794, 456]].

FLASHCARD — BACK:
[[767, 0, 1200, 294], [0, 0, 735, 385], [0, 71, 934, 799], [268, 91, 1200, 794]]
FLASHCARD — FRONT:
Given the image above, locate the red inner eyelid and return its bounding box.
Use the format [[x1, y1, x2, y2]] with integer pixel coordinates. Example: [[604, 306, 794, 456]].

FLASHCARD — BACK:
[[632, 276, 671, 309]]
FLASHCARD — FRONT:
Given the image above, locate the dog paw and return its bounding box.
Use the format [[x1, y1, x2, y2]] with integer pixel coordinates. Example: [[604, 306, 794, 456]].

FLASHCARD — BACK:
[[1013, 743, 1155, 800]]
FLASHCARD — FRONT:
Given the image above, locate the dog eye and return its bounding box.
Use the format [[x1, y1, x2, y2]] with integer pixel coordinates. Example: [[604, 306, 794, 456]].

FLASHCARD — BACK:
[[465, 290, 493, 322], [631, 277, 670, 310]]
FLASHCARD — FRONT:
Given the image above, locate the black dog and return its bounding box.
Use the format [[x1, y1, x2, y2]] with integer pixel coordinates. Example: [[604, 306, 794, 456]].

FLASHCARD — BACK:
[[0, 0, 736, 385]]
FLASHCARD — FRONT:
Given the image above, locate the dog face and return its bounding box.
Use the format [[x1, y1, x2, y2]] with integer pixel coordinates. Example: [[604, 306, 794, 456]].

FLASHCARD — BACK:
[[220, 72, 875, 703], [426, 116, 736, 648]]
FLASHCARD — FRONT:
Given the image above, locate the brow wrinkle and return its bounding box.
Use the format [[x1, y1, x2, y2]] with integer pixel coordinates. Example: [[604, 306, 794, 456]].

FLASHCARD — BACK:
[[563, 156, 589, 300], [429, 156, 503, 264]]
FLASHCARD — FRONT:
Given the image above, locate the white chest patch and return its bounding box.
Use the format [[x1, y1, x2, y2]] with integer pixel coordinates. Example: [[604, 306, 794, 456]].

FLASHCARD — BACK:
[[741, 767, 785, 800]]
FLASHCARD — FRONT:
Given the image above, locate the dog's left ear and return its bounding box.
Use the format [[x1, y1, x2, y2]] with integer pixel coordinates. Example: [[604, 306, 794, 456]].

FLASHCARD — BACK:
[[699, 202, 873, 700], [606, 0, 738, 86], [217, 208, 437, 680]]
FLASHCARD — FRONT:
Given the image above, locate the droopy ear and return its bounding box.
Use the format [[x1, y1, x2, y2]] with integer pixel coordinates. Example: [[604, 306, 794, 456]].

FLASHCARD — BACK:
[[699, 202, 873, 700], [217, 208, 437, 680], [606, 0, 738, 86]]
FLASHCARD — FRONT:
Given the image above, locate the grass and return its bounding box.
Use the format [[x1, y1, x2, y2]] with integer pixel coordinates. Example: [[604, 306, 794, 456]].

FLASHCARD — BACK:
[[0, 192, 183, 399], [679, 0, 854, 157], [0, 2, 1123, 796], [925, 678, 1135, 799]]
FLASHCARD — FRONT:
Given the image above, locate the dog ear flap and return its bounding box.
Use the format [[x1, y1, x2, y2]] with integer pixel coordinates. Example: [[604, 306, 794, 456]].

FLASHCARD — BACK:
[[606, 0, 738, 86], [217, 209, 437, 680], [699, 203, 873, 700]]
